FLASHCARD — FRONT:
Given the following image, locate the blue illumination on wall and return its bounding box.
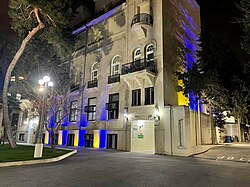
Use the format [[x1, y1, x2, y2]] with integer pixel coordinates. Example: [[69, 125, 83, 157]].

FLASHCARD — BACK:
[[80, 113, 88, 127], [62, 130, 68, 145], [99, 130, 107, 148], [78, 130, 86, 147]]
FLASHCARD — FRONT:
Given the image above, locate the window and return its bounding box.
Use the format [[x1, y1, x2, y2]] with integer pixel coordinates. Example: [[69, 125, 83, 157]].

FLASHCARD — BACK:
[[179, 119, 185, 147], [87, 98, 96, 121], [134, 48, 142, 62], [55, 107, 63, 124], [132, 89, 141, 106], [91, 62, 98, 80], [69, 101, 78, 122], [145, 44, 154, 60], [19, 134, 25, 141], [111, 55, 120, 75], [145, 87, 154, 105], [106, 93, 119, 119]]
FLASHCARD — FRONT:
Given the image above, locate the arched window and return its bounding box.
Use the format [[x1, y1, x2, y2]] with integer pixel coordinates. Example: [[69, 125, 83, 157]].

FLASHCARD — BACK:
[[91, 62, 98, 80], [145, 44, 154, 60], [134, 48, 142, 62], [111, 55, 120, 75]]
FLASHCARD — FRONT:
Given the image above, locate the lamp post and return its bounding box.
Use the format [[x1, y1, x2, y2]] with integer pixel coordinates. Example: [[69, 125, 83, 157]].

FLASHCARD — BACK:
[[34, 76, 53, 158]]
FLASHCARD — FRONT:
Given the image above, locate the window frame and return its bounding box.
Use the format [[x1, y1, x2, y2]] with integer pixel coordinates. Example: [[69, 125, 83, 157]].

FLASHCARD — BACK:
[[69, 100, 78, 122], [91, 62, 98, 81], [55, 107, 64, 124], [145, 87, 154, 105], [132, 89, 141, 106], [108, 93, 119, 120], [87, 97, 96, 121], [111, 55, 120, 76], [145, 44, 154, 60], [134, 48, 142, 62]]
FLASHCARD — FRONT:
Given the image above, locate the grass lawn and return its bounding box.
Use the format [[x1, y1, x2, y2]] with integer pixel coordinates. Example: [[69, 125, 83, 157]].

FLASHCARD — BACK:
[[0, 144, 71, 163]]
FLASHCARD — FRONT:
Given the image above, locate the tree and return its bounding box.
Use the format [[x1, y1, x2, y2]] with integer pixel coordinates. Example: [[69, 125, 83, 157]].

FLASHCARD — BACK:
[[178, 28, 250, 143], [239, 0, 250, 54], [3, 0, 79, 148]]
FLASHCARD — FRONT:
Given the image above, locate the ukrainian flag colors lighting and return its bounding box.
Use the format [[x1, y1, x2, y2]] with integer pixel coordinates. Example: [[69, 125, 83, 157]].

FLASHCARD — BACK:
[[74, 130, 79, 146], [45, 131, 49, 144], [58, 130, 63, 145], [93, 130, 107, 148], [177, 80, 189, 106], [93, 130, 99, 148]]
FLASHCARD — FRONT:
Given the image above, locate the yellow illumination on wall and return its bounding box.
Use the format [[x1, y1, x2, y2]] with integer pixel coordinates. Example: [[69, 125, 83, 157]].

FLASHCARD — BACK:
[[58, 131, 63, 145], [45, 131, 49, 144], [177, 80, 189, 106], [74, 130, 79, 147], [93, 130, 100, 148]]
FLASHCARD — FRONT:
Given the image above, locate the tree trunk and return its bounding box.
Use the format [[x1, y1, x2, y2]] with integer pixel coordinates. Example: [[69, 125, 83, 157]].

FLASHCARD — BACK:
[[2, 8, 44, 148]]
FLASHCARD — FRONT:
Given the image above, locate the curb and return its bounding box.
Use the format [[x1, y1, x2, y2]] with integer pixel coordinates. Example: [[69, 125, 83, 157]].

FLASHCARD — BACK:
[[0, 149, 77, 168]]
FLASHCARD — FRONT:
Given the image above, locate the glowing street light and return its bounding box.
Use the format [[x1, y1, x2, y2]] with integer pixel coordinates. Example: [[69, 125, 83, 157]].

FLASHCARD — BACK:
[[34, 76, 53, 158]]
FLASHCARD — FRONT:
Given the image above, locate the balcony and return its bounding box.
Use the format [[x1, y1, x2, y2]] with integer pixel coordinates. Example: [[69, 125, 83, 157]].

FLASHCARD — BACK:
[[70, 84, 80, 92], [121, 58, 156, 75], [121, 58, 156, 89], [84, 105, 96, 113], [105, 102, 119, 111], [108, 74, 120, 84], [87, 79, 98, 88], [131, 13, 153, 27], [131, 13, 153, 39]]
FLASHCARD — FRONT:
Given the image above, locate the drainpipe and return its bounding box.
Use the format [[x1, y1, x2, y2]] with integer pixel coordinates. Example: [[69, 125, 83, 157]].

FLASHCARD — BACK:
[[79, 28, 88, 130], [169, 105, 173, 155]]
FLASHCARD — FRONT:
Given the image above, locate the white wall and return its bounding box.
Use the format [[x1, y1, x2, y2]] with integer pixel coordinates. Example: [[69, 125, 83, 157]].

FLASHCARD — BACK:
[[130, 120, 155, 153]]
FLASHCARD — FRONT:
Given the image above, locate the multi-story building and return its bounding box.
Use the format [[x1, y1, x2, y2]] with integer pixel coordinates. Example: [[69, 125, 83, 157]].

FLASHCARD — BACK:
[[41, 0, 212, 156]]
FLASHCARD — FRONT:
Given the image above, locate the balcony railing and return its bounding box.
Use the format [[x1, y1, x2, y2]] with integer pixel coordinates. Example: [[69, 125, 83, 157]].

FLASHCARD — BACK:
[[70, 84, 80, 92], [87, 79, 98, 88], [121, 58, 156, 75], [108, 74, 120, 84], [105, 102, 119, 111], [84, 105, 96, 113], [131, 13, 153, 27]]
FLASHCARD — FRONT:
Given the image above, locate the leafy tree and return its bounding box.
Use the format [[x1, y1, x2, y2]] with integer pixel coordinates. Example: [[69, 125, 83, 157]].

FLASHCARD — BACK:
[[178, 29, 250, 143], [239, 0, 250, 54], [3, 0, 80, 148]]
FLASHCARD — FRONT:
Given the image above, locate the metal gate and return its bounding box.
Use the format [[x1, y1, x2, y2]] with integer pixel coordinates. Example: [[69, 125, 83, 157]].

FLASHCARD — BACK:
[[107, 134, 117, 149]]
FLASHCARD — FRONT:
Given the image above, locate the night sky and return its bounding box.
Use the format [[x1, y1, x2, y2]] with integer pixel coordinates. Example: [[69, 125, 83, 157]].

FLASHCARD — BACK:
[[0, 0, 245, 90]]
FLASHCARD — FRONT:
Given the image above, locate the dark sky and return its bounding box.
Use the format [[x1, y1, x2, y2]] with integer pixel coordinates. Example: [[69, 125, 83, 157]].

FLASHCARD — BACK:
[[197, 0, 244, 59], [0, 0, 12, 34], [0, 0, 245, 89]]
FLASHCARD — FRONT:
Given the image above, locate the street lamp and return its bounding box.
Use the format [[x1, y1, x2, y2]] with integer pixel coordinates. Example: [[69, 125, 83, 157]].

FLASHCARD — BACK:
[[34, 76, 53, 158]]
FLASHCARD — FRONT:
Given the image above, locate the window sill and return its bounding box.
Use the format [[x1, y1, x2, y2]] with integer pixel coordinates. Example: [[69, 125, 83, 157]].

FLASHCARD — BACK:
[[131, 104, 155, 108]]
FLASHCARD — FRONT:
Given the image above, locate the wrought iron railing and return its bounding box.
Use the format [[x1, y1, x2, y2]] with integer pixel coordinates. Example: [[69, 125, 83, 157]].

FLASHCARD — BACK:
[[121, 58, 156, 75], [131, 13, 153, 27], [87, 79, 98, 88], [84, 105, 96, 113], [108, 74, 120, 84], [105, 102, 119, 111], [70, 84, 80, 92]]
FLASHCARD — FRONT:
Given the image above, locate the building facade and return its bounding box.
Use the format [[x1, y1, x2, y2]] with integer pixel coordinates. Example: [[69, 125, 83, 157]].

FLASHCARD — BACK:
[[14, 0, 212, 156]]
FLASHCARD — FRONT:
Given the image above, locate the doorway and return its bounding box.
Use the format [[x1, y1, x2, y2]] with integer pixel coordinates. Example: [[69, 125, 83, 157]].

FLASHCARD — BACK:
[[107, 134, 117, 149], [67, 134, 75, 146], [84, 134, 94, 147]]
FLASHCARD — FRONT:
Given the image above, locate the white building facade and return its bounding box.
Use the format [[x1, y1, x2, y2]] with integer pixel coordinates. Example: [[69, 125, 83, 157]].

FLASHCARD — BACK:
[[14, 0, 213, 156]]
